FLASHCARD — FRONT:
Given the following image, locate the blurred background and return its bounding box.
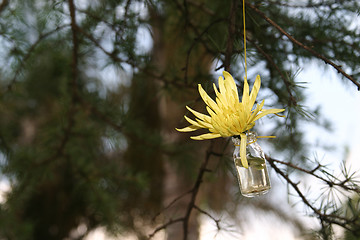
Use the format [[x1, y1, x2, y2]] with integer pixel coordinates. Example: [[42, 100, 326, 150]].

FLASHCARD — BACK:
[[0, 0, 360, 239]]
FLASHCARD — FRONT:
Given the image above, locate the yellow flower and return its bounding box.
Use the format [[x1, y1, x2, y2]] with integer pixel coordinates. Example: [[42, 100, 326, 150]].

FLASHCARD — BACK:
[[176, 71, 285, 168]]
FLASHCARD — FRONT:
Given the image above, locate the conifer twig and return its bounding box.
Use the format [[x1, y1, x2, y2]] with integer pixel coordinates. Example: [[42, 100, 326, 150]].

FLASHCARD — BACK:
[[44, 0, 80, 163], [247, 3, 360, 90], [266, 156, 359, 233], [148, 141, 219, 240], [183, 18, 224, 82], [224, 0, 238, 71], [246, 37, 297, 106], [80, 99, 123, 132], [269, 157, 360, 193], [182, 141, 214, 240], [148, 218, 185, 239], [68, 0, 79, 99], [7, 25, 68, 92], [152, 189, 192, 221], [194, 205, 221, 230]]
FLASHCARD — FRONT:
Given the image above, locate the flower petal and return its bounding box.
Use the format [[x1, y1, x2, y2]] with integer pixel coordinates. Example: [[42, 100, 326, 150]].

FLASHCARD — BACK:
[[223, 71, 237, 92], [191, 133, 222, 140], [247, 99, 265, 124], [206, 106, 216, 118], [198, 84, 220, 113], [218, 76, 226, 95], [177, 72, 284, 143], [242, 77, 250, 104], [211, 116, 230, 136], [214, 84, 228, 110], [186, 106, 211, 123], [253, 108, 285, 122], [227, 119, 241, 135], [232, 116, 243, 133], [240, 133, 248, 168], [184, 116, 203, 128], [196, 118, 213, 129], [223, 71, 239, 103], [175, 125, 200, 132], [249, 75, 261, 108]]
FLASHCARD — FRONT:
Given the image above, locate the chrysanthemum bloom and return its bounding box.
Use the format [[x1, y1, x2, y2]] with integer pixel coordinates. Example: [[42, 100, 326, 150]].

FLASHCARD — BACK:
[[176, 71, 285, 168]]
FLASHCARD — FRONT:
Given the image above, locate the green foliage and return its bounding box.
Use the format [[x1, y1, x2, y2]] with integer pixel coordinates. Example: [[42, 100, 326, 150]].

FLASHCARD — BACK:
[[0, 0, 360, 239]]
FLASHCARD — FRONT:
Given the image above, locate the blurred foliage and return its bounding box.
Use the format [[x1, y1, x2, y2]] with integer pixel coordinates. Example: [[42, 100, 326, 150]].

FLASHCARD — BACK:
[[0, 0, 360, 239]]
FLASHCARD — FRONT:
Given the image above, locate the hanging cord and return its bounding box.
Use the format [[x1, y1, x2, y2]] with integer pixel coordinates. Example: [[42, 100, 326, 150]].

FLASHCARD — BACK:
[[243, 0, 247, 79]]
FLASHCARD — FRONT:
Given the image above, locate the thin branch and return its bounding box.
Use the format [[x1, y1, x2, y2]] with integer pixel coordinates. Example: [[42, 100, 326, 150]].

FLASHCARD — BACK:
[[34, 0, 81, 167], [75, 26, 129, 64], [269, 157, 360, 193], [148, 141, 216, 240], [194, 205, 221, 230], [148, 218, 185, 239], [267, 156, 359, 232], [33, 1, 79, 167], [152, 190, 192, 221], [247, 37, 297, 106], [68, 0, 80, 99], [144, 68, 197, 90], [224, 0, 238, 71], [80, 99, 123, 132], [173, 0, 220, 72], [186, 0, 214, 15], [266, 157, 320, 215], [76, 8, 119, 32], [247, 3, 360, 90], [7, 25, 69, 91], [182, 141, 214, 240], [184, 18, 225, 82], [33, 105, 77, 167]]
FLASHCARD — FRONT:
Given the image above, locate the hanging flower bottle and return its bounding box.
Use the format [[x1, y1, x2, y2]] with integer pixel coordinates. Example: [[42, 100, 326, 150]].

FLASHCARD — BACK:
[[176, 71, 284, 196], [232, 132, 271, 197]]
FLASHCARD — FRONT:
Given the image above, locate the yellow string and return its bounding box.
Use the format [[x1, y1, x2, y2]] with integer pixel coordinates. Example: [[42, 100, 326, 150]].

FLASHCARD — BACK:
[[243, 0, 247, 79]]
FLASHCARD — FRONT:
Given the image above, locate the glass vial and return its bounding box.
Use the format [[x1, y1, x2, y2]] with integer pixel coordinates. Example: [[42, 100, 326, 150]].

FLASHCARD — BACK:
[[232, 132, 271, 197]]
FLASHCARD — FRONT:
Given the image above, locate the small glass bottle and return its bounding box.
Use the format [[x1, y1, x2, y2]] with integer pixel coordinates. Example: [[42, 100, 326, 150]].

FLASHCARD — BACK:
[[232, 132, 271, 197]]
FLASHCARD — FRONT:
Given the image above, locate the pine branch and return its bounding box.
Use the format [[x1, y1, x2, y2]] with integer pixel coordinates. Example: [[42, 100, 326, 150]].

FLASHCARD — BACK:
[[194, 205, 221, 230], [7, 25, 69, 92], [224, 0, 238, 71], [75, 25, 131, 65], [246, 37, 297, 106], [269, 157, 360, 193], [267, 156, 360, 233], [182, 141, 214, 240], [33, 104, 77, 167], [148, 141, 219, 240], [186, 0, 215, 15], [34, 0, 81, 166], [173, 0, 221, 76], [184, 18, 225, 82], [68, 0, 80, 99], [80, 99, 123, 133], [32, 0, 80, 166], [148, 217, 185, 239], [152, 190, 192, 222], [247, 3, 360, 90]]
